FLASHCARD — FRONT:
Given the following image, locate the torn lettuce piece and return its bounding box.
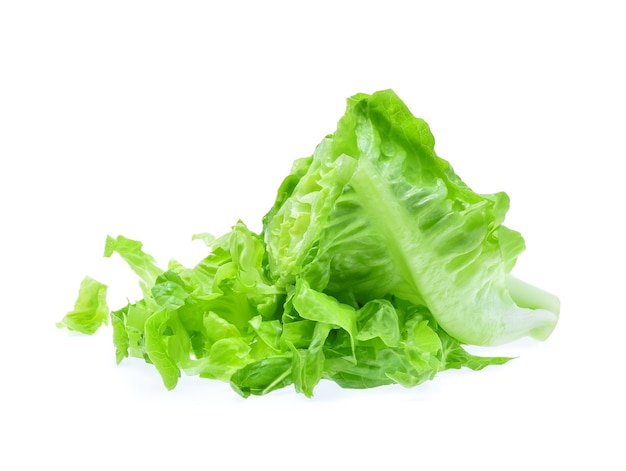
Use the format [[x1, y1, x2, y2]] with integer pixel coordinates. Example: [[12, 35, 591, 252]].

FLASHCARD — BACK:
[[57, 276, 109, 335], [104, 235, 163, 299]]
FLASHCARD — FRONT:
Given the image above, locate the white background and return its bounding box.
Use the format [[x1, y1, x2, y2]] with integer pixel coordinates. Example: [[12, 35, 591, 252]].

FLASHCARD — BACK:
[[1, 1, 624, 469]]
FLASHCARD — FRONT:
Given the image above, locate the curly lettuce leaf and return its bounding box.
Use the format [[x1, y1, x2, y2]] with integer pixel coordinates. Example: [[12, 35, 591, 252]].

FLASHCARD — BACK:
[[57, 276, 109, 335], [103, 221, 287, 390], [104, 235, 163, 299]]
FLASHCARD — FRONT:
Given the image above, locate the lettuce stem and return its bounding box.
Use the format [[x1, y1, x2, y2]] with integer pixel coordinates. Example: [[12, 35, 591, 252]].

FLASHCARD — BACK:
[[505, 275, 560, 314]]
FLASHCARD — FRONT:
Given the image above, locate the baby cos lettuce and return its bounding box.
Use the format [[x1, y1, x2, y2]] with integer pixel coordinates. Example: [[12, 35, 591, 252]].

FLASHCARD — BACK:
[[263, 91, 559, 346], [59, 90, 559, 397]]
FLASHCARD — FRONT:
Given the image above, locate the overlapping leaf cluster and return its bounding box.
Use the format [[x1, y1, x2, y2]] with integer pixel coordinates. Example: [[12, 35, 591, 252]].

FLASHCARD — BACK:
[[58, 90, 558, 397]]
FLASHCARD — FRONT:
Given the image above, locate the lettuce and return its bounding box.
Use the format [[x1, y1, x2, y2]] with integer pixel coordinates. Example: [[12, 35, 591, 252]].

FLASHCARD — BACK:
[[263, 90, 559, 346], [58, 90, 558, 397], [57, 276, 109, 335]]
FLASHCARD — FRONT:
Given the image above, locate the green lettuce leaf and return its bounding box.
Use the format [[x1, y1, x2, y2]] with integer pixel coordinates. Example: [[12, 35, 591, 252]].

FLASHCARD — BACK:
[[57, 276, 109, 335], [263, 89, 559, 346], [104, 235, 163, 299]]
